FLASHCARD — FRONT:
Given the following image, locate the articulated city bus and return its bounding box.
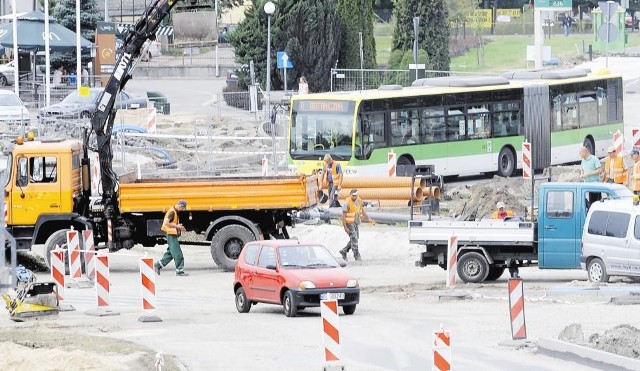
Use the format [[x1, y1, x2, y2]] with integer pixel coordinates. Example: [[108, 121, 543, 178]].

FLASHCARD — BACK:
[[288, 69, 623, 178]]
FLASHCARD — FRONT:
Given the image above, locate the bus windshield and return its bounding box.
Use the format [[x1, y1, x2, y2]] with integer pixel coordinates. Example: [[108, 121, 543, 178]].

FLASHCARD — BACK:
[[289, 99, 356, 161]]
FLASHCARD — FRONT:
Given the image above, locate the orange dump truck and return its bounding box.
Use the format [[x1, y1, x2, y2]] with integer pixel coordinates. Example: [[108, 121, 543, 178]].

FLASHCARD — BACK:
[[2, 138, 319, 271]]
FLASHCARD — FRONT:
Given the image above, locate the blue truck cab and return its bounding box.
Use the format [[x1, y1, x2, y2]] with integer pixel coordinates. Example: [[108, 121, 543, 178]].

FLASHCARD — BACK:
[[537, 182, 633, 269]]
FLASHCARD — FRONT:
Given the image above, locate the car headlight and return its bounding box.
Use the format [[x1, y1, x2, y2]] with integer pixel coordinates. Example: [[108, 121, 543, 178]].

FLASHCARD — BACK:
[[347, 279, 358, 288], [298, 280, 316, 290]]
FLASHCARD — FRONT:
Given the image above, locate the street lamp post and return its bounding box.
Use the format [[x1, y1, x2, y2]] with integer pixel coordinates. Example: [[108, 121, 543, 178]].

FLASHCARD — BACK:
[[264, 1, 276, 176]]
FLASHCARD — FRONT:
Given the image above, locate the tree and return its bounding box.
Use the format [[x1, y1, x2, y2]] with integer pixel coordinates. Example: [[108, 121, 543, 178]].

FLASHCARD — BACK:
[[52, 0, 101, 43], [38, 0, 58, 11], [446, 0, 480, 39], [232, 0, 342, 93], [50, 0, 101, 68], [337, 0, 377, 69], [392, 0, 450, 71]]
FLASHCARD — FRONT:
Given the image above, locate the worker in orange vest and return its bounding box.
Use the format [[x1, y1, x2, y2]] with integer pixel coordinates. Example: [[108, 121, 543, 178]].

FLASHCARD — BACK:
[[631, 149, 640, 195], [340, 189, 370, 261], [603, 146, 628, 185], [491, 201, 515, 220]]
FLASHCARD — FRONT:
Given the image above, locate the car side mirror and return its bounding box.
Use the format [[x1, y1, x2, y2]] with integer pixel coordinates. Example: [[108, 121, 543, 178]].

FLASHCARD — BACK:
[[339, 261, 347, 268], [266, 264, 277, 270]]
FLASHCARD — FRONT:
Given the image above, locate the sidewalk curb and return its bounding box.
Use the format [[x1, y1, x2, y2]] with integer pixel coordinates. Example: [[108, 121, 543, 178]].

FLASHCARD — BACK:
[[536, 338, 640, 371]]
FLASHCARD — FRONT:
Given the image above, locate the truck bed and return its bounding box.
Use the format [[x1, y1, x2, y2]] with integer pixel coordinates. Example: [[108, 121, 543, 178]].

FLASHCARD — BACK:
[[118, 175, 320, 213], [408, 219, 535, 246]]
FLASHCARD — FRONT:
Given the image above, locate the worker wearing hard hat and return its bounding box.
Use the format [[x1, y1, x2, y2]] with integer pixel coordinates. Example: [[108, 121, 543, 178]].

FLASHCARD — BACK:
[[603, 146, 628, 185], [491, 201, 515, 220]]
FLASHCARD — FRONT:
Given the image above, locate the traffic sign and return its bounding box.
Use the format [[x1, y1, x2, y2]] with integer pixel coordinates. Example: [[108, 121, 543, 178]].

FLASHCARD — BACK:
[[534, 0, 572, 10], [276, 51, 293, 69]]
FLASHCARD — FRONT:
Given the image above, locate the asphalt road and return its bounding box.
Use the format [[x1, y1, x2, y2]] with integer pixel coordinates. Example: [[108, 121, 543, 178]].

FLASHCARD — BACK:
[[20, 241, 636, 371]]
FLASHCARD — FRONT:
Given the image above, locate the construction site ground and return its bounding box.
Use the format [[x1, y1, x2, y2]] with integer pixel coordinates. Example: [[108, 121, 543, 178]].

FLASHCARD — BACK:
[[2, 56, 640, 370]]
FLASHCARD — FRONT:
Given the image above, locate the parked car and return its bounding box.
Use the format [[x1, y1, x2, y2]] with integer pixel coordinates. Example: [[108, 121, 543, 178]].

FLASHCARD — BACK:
[[234, 240, 360, 317], [581, 199, 640, 283], [218, 24, 237, 43], [0, 61, 17, 86], [39, 87, 148, 121], [0, 90, 30, 124]]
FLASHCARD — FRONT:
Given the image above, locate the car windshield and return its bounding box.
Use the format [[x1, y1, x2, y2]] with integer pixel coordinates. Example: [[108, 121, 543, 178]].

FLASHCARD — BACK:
[[0, 94, 22, 106], [278, 245, 339, 269], [62, 90, 100, 104]]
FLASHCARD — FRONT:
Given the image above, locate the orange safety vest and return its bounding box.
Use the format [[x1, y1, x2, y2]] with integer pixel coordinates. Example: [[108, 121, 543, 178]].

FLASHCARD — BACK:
[[323, 162, 342, 187], [160, 207, 179, 235], [604, 156, 627, 184], [633, 161, 640, 191], [343, 197, 363, 224], [491, 209, 515, 220]]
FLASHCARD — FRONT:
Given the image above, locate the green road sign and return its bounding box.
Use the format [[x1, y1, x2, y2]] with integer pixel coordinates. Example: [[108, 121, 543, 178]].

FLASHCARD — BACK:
[[535, 0, 572, 10]]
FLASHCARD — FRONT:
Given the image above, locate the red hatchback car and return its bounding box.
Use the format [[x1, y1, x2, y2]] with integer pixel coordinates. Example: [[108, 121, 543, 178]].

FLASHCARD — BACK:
[[233, 240, 360, 317]]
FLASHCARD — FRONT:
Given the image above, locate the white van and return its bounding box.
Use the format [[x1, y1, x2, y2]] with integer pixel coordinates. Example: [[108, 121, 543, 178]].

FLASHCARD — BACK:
[[581, 199, 640, 283]]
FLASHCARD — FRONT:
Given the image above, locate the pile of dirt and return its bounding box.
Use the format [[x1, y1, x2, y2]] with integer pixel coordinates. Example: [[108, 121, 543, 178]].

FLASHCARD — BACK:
[[441, 164, 583, 220], [558, 323, 640, 359]]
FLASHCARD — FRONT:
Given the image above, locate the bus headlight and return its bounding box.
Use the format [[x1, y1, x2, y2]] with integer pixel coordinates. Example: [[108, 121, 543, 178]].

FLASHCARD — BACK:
[[345, 167, 358, 175]]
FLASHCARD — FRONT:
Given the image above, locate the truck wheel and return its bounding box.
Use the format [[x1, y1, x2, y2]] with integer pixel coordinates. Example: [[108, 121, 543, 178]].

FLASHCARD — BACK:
[[44, 229, 70, 274], [497, 147, 515, 177], [588, 258, 609, 283], [211, 224, 255, 272], [457, 252, 490, 283], [485, 267, 505, 281]]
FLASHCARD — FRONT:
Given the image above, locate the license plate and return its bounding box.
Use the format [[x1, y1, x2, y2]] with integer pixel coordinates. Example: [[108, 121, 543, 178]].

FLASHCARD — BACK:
[[321, 293, 345, 300]]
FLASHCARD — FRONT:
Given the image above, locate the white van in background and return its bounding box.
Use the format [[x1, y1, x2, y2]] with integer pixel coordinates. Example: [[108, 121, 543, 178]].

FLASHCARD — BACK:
[[581, 199, 640, 283]]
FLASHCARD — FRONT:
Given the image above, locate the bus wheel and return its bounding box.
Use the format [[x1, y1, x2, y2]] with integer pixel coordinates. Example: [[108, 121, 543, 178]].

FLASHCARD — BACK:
[[583, 137, 595, 156], [497, 147, 515, 177], [397, 155, 413, 167]]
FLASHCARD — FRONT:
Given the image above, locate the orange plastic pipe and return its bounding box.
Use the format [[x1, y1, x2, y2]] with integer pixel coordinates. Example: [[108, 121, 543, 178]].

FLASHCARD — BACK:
[[341, 177, 427, 189]]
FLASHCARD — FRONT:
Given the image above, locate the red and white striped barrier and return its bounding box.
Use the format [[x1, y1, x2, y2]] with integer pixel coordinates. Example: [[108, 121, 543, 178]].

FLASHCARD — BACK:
[[522, 141, 531, 180], [140, 258, 157, 312], [508, 278, 527, 340], [613, 130, 624, 155], [147, 107, 157, 134], [107, 219, 113, 247], [321, 299, 342, 366], [83, 230, 96, 280], [432, 327, 451, 371], [261, 155, 268, 177], [387, 151, 396, 177], [66, 230, 82, 279], [95, 253, 110, 307], [50, 248, 65, 301], [3, 201, 7, 223], [447, 235, 457, 288], [633, 128, 640, 148]]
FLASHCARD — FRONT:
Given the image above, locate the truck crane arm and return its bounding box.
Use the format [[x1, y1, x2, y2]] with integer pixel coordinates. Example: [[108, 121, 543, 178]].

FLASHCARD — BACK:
[[87, 0, 184, 244]]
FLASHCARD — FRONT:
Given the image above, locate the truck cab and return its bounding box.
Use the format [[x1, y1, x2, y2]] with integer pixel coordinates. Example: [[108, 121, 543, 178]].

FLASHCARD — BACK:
[[2, 137, 86, 250], [537, 182, 633, 269]]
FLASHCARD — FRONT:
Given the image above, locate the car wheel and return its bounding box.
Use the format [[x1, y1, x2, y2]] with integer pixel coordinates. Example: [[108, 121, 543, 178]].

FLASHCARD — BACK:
[[0, 75, 8, 86], [457, 252, 490, 283], [283, 290, 297, 317], [342, 304, 356, 315], [588, 258, 609, 283], [235, 287, 251, 313]]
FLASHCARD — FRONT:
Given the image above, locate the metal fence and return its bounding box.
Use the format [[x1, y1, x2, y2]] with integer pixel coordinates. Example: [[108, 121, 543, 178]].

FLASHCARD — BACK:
[[138, 43, 237, 68], [330, 68, 499, 92]]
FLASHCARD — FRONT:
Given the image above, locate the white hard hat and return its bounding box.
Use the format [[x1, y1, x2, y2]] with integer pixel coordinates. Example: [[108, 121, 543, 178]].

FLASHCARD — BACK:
[[496, 202, 505, 209], [607, 146, 616, 153]]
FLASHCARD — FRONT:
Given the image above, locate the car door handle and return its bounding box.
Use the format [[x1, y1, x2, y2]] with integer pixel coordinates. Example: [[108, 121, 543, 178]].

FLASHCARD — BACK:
[[544, 225, 557, 230], [50, 203, 60, 208]]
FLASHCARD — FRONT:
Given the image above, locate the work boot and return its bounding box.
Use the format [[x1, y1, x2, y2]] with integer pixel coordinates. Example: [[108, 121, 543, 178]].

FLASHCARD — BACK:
[[354, 254, 362, 261], [339, 249, 348, 261], [154, 262, 162, 275], [176, 271, 189, 276]]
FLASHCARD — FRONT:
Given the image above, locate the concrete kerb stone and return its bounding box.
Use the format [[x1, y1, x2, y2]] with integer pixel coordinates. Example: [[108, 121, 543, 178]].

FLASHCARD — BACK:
[[138, 315, 163, 323], [536, 338, 640, 371], [436, 291, 472, 302], [498, 339, 534, 349]]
